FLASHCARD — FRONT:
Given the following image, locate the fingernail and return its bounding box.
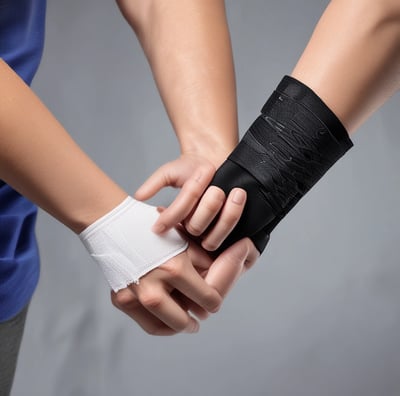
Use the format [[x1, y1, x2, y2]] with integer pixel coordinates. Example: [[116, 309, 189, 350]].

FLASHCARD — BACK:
[[232, 189, 246, 205], [189, 321, 200, 333], [202, 241, 217, 252], [152, 223, 166, 233]]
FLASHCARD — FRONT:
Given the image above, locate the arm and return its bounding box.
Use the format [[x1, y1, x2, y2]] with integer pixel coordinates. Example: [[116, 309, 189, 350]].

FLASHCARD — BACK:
[[117, 0, 238, 164], [157, 0, 400, 252], [292, 0, 400, 132], [0, 59, 223, 334], [0, 59, 126, 232], [120, 0, 248, 243], [109, 0, 259, 331]]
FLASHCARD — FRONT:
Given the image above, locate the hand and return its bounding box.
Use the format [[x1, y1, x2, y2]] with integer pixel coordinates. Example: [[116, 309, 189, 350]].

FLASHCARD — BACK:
[[135, 154, 247, 251], [110, 235, 259, 336], [110, 248, 219, 336]]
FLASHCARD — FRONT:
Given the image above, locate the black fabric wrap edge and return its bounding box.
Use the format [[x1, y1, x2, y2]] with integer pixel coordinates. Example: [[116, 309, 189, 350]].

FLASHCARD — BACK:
[[210, 75, 353, 254]]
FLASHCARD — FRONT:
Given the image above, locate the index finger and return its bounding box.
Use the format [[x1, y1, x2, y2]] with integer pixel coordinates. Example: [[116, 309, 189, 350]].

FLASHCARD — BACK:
[[160, 253, 222, 313], [152, 169, 214, 233]]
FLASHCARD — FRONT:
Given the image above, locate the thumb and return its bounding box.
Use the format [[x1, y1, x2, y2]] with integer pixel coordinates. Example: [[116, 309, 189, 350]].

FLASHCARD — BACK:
[[134, 163, 174, 201], [205, 239, 250, 298]]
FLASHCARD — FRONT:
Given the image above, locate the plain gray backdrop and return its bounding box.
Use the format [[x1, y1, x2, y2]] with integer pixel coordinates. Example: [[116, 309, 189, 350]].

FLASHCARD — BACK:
[[11, 1, 400, 395]]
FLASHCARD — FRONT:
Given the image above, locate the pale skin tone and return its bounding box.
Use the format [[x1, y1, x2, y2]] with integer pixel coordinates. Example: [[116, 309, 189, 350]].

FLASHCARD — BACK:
[[115, 0, 400, 333], [150, 0, 400, 250], [113, 0, 400, 332], [113, 0, 259, 333], [0, 0, 256, 335], [120, 0, 252, 250], [2, 0, 398, 336]]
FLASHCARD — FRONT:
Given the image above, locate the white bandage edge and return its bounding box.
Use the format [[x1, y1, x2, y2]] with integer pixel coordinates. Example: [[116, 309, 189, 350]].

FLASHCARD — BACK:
[[79, 196, 188, 292]]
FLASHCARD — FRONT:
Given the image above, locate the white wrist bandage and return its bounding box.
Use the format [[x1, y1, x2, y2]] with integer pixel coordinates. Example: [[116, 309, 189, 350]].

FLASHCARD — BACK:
[[79, 196, 188, 292]]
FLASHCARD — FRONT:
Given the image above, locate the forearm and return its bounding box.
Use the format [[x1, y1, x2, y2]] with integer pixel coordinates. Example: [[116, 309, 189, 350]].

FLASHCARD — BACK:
[[0, 60, 127, 233], [117, 0, 238, 166], [205, 0, 400, 252], [292, 0, 400, 132]]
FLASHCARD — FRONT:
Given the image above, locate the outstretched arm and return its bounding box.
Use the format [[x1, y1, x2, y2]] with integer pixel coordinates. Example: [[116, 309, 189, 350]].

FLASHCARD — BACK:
[[0, 59, 223, 335], [0, 59, 126, 232]]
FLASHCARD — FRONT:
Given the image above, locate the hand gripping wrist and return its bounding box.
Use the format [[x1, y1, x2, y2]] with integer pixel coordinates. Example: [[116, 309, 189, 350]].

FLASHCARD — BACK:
[[210, 75, 353, 253], [79, 196, 188, 291]]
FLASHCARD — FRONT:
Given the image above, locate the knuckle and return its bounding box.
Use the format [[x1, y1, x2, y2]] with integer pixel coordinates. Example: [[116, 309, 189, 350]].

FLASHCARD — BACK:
[[203, 163, 217, 179], [220, 212, 240, 228], [112, 290, 135, 309], [202, 196, 224, 213], [203, 289, 222, 313], [186, 221, 203, 236], [184, 182, 203, 201], [225, 207, 242, 222], [160, 258, 185, 279], [139, 291, 163, 310], [202, 162, 216, 173]]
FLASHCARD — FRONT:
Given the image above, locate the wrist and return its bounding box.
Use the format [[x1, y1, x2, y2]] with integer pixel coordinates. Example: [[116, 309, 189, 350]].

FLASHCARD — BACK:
[[181, 138, 237, 168], [79, 196, 188, 291], [66, 189, 128, 234], [69, 193, 128, 234]]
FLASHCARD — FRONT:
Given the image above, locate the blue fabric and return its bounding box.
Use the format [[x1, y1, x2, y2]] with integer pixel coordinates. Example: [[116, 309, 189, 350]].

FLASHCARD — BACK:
[[0, 0, 46, 321]]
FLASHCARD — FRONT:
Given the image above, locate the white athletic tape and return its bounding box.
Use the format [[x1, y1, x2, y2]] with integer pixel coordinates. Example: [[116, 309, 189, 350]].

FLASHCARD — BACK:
[[79, 196, 188, 291]]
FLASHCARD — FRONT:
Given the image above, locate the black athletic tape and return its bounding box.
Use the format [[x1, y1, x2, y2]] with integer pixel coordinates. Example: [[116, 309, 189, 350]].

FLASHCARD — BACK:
[[210, 75, 353, 253]]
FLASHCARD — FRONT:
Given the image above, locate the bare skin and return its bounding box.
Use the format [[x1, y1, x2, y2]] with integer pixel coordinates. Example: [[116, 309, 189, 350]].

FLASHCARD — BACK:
[[0, 1, 256, 335], [115, 0, 260, 333], [152, 0, 400, 251], [127, 0, 249, 241], [292, 0, 400, 132]]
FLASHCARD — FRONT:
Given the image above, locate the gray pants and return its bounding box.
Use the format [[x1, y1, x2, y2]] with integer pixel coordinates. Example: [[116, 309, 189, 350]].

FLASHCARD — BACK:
[[0, 305, 28, 396]]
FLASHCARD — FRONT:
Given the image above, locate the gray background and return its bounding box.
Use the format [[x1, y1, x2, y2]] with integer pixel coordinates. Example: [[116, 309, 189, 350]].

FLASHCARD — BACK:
[[12, 0, 400, 395]]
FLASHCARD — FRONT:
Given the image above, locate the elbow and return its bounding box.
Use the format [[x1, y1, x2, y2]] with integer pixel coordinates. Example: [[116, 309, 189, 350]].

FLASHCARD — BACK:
[[350, 0, 400, 38]]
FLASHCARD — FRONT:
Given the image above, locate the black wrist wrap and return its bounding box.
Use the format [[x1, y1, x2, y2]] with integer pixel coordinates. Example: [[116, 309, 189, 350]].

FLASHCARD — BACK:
[[210, 75, 353, 253]]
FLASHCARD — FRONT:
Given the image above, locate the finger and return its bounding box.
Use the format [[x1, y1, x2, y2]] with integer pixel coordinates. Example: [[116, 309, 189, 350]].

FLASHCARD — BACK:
[[205, 238, 252, 298], [184, 186, 226, 236], [134, 163, 173, 201], [171, 290, 209, 320], [132, 283, 200, 333], [202, 188, 247, 251], [152, 168, 215, 233], [160, 254, 222, 313], [186, 238, 214, 274], [243, 238, 260, 272], [111, 289, 177, 336]]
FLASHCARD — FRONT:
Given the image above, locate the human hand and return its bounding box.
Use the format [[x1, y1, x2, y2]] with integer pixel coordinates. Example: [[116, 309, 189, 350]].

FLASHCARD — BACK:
[[110, 235, 259, 336], [135, 154, 247, 251], [79, 196, 226, 335], [110, 248, 220, 335]]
